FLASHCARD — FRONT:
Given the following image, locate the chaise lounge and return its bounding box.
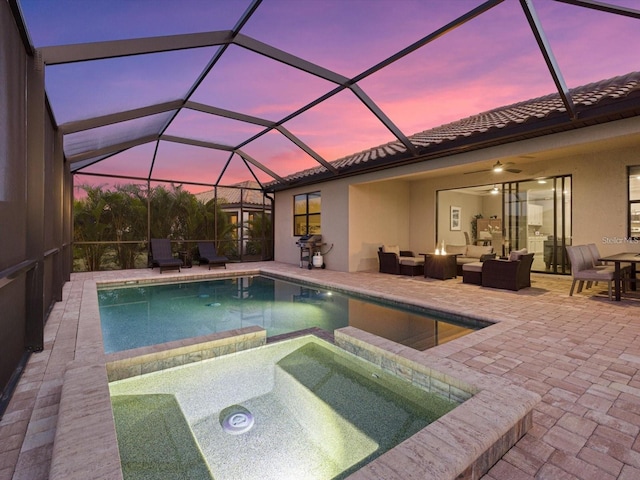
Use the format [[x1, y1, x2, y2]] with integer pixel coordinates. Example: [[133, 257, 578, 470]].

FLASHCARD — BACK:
[[197, 242, 228, 269], [150, 238, 183, 273]]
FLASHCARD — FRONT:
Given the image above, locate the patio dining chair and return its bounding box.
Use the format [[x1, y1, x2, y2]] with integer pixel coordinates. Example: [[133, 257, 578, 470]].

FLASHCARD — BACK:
[[583, 243, 631, 290], [566, 245, 624, 300]]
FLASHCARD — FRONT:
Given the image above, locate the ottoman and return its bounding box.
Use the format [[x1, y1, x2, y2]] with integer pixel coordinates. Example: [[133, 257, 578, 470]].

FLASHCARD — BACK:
[[462, 262, 483, 285]]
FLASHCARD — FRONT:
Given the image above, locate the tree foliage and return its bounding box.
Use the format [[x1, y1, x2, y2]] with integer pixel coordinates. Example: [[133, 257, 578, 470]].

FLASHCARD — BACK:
[[73, 183, 262, 271], [245, 212, 273, 257]]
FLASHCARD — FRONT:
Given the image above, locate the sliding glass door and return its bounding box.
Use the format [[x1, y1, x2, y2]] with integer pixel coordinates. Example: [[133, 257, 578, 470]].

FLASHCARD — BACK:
[[438, 175, 571, 274], [503, 176, 571, 273]]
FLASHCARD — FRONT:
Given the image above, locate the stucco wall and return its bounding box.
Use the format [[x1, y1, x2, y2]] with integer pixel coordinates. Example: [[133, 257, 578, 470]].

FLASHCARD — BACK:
[[274, 116, 640, 272], [348, 181, 411, 272], [274, 180, 350, 270]]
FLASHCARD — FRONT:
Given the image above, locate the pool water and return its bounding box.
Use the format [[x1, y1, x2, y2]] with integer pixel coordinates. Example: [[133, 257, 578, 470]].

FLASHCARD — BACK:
[[109, 336, 459, 480], [98, 275, 486, 353]]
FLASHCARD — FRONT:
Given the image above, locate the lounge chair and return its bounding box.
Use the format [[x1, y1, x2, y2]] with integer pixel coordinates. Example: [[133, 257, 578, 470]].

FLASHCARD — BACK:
[[150, 238, 183, 273], [197, 242, 228, 269]]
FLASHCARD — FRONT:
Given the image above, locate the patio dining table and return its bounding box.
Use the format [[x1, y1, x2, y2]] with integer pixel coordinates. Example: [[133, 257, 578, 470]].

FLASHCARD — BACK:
[[598, 252, 640, 301]]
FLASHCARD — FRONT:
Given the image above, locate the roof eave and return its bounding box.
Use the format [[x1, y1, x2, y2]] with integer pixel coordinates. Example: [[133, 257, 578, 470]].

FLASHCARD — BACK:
[[266, 95, 640, 193]]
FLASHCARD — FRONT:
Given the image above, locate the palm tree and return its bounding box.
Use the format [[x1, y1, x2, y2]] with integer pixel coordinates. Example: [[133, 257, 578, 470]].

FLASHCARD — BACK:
[[101, 184, 147, 269], [197, 198, 238, 258], [245, 212, 272, 258], [73, 185, 111, 271]]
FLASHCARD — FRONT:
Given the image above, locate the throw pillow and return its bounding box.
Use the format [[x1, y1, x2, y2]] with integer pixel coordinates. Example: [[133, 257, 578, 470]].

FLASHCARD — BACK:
[[509, 248, 528, 261], [382, 244, 400, 256], [445, 244, 467, 255], [466, 244, 492, 258]]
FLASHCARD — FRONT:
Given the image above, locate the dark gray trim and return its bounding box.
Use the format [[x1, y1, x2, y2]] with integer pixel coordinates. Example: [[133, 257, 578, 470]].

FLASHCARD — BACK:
[[39, 31, 234, 65], [520, 0, 576, 119], [555, 0, 640, 19]]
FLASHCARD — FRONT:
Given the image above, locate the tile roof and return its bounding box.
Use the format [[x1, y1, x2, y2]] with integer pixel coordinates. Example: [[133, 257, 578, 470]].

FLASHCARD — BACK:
[[195, 181, 267, 207], [269, 71, 640, 190]]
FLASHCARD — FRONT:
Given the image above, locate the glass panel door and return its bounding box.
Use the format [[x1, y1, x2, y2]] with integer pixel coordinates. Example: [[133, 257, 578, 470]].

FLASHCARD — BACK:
[[502, 176, 571, 273], [438, 175, 571, 274]]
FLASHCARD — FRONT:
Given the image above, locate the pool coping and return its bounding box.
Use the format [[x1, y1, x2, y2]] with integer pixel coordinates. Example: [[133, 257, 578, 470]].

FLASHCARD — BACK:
[[105, 326, 267, 381], [48, 269, 540, 480], [336, 327, 538, 479]]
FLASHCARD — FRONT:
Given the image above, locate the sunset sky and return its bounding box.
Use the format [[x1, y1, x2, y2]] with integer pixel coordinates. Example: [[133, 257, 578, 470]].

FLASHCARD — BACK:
[[18, 0, 640, 192]]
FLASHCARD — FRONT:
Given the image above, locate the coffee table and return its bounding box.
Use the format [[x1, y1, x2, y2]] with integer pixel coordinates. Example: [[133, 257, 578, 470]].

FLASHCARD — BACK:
[[421, 253, 458, 280]]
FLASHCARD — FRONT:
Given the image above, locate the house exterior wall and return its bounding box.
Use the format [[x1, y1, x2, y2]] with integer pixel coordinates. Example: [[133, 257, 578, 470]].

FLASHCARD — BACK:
[[273, 116, 640, 272], [274, 180, 351, 270], [348, 180, 411, 272]]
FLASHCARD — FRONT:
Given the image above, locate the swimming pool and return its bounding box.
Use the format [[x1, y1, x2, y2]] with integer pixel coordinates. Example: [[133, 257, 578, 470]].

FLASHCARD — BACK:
[[98, 275, 488, 354], [109, 336, 460, 480]]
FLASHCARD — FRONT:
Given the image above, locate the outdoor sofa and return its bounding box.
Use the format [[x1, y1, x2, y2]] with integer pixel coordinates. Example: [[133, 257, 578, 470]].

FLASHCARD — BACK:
[[445, 244, 495, 275]]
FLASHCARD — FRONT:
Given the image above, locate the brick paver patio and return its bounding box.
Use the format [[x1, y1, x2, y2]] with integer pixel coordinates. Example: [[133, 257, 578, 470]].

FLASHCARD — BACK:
[[1, 262, 639, 479]]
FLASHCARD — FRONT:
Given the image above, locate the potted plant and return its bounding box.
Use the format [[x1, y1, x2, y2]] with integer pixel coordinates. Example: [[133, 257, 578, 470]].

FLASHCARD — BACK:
[[471, 213, 483, 243]]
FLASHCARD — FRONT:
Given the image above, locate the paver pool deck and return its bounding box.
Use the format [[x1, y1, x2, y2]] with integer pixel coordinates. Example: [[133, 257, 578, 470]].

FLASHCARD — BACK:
[[2, 261, 640, 479]]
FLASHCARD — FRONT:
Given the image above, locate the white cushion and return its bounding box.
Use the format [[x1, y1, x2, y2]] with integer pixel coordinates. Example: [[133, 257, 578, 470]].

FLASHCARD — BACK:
[[462, 262, 483, 272], [445, 244, 467, 255], [399, 256, 424, 266], [466, 245, 493, 258], [509, 248, 528, 261], [457, 257, 480, 265], [382, 244, 400, 256]]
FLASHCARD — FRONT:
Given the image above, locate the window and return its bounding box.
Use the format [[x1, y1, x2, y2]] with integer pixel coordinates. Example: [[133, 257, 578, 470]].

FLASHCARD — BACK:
[[294, 192, 321, 236], [629, 166, 640, 239]]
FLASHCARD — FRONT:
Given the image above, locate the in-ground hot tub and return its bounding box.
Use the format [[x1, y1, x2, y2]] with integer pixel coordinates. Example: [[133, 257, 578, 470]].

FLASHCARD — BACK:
[[109, 336, 460, 479], [103, 329, 539, 480]]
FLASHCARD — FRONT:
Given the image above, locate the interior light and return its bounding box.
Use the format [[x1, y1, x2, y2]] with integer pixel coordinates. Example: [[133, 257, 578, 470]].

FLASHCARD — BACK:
[[537, 178, 547, 184], [492, 161, 504, 172], [491, 185, 500, 194]]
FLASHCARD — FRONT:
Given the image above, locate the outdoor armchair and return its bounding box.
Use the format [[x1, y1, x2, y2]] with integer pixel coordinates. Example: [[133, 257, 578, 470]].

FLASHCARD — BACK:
[[377, 245, 424, 276], [481, 252, 534, 291]]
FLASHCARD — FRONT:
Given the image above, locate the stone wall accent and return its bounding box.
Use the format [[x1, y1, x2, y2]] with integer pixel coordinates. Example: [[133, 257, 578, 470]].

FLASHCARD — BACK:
[[335, 326, 539, 479], [106, 326, 266, 381]]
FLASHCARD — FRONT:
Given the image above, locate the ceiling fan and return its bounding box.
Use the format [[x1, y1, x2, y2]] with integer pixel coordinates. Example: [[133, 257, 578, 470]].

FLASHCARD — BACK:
[[473, 184, 502, 195], [464, 161, 522, 175]]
